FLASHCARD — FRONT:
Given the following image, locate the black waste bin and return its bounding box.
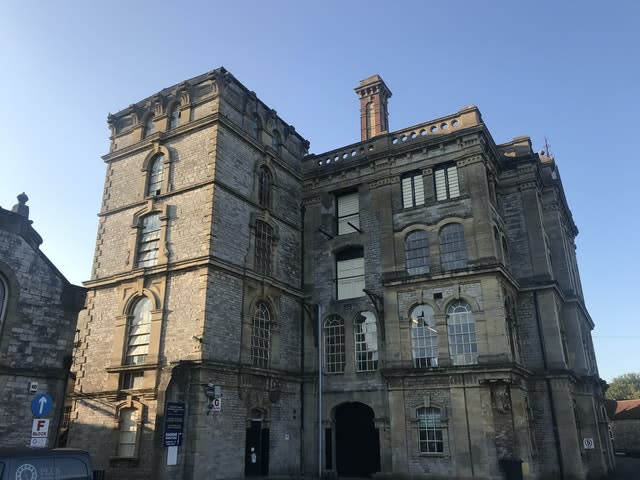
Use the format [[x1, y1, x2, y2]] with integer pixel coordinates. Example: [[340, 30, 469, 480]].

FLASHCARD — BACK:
[[499, 457, 523, 480]]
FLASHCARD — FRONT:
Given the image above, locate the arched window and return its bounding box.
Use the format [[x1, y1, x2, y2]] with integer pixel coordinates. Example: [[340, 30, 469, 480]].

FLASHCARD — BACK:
[[405, 231, 430, 275], [251, 302, 271, 368], [439, 223, 467, 271], [417, 407, 443, 453], [147, 154, 164, 197], [258, 166, 272, 208], [447, 301, 477, 365], [117, 408, 139, 457], [324, 315, 345, 373], [354, 311, 378, 372], [169, 106, 181, 129], [144, 115, 155, 137], [411, 304, 438, 367], [125, 297, 152, 366], [254, 221, 274, 276], [136, 213, 161, 268]]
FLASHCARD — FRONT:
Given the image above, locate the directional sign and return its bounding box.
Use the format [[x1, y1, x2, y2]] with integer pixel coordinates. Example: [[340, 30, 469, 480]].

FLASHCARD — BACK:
[[31, 393, 53, 417]]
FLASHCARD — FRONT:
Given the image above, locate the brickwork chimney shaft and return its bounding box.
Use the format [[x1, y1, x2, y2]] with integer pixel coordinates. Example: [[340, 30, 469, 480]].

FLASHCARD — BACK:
[[355, 75, 392, 141]]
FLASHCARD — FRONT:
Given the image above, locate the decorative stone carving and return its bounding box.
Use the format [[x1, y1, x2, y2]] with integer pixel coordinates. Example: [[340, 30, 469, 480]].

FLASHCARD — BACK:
[[491, 382, 512, 414]]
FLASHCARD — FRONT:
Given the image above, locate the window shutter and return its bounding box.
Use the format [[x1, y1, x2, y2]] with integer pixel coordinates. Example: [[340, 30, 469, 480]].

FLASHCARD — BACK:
[[414, 176, 425, 205], [447, 166, 460, 198], [434, 169, 447, 201], [402, 177, 413, 207]]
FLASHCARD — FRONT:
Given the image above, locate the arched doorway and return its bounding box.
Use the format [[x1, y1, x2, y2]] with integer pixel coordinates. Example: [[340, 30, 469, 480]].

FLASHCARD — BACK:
[[334, 402, 380, 477]]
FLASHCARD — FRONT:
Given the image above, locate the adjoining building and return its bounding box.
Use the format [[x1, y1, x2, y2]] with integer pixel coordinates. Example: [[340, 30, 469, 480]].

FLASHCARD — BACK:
[[67, 68, 614, 479], [0, 194, 85, 449], [605, 399, 640, 456]]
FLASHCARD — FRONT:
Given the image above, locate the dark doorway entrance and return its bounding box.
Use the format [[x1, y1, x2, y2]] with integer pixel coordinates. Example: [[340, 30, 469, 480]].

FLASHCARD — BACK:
[[244, 418, 269, 477], [334, 402, 380, 477]]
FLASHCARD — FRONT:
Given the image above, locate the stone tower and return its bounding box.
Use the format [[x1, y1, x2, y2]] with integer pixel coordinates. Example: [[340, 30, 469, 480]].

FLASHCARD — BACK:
[[68, 68, 309, 479]]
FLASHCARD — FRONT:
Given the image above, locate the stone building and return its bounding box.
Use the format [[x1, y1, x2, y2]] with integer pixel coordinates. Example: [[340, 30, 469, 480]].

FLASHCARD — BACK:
[[67, 68, 614, 479], [605, 399, 640, 456], [0, 194, 85, 448]]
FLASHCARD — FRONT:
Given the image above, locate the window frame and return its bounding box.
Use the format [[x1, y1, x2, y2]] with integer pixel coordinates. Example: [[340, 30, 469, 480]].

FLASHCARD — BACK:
[[417, 407, 444, 454], [434, 164, 460, 201], [446, 300, 478, 366], [116, 408, 139, 458], [146, 154, 165, 197], [124, 297, 152, 366], [354, 311, 378, 372], [410, 304, 438, 368], [336, 191, 360, 235], [324, 315, 345, 374], [336, 247, 365, 300], [254, 220, 274, 276], [401, 172, 425, 208], [439, 223, 468, 271], [136, 213, 162, 268], [405, 230, 430, 275], [257, 165, 272, 209], [251, 302, 271, 368]]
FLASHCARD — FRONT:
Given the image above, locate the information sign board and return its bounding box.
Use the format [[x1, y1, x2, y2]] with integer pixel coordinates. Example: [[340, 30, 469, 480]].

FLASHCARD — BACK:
[[163, 402, 186, 447]]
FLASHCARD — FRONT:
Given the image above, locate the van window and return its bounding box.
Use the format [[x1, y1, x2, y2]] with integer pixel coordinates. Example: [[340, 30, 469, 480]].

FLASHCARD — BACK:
[[56, 458, 90, 480]]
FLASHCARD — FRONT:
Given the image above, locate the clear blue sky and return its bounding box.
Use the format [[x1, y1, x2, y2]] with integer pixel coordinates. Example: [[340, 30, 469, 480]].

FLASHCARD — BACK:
[[1, 1, 637, 383]]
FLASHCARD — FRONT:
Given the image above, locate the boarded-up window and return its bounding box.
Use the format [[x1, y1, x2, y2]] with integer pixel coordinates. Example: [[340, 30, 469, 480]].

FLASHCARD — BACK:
[[336, 247, 364, 300], [402, 172, 425, 208], [337, 192, 360, 235], [434, 165, 460, 201]]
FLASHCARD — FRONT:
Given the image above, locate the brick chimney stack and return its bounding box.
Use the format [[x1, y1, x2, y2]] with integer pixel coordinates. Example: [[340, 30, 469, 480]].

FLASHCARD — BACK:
[[355, 75, 392, 141]]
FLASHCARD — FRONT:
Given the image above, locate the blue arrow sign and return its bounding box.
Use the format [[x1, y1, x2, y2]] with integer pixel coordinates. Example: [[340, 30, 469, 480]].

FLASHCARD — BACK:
[[31, 393, 53, 417]]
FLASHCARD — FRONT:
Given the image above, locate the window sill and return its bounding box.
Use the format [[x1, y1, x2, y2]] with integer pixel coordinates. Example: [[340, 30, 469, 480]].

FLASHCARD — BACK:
[[417, 452, 446, 457], [109, 456, 139, 463], [106, 363, 159, 373]]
